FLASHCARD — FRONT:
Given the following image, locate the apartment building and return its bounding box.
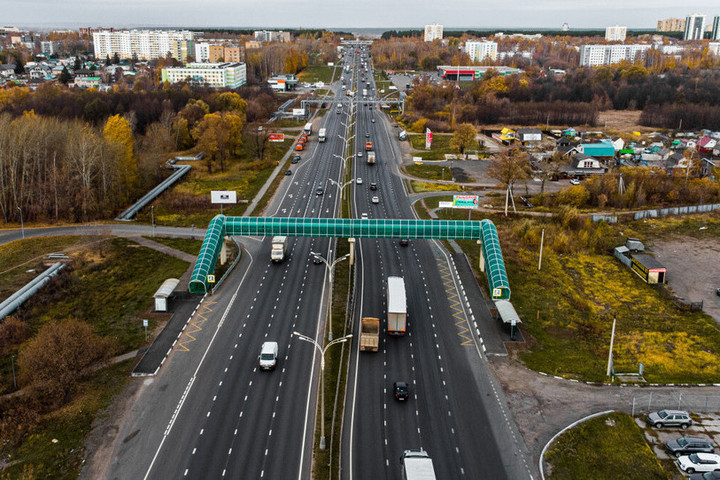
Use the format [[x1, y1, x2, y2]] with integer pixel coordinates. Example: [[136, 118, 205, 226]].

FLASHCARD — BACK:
[[712, 16, 720, 40], [710, 42, 720, 56], [657, 18, 685, 32], [253, 30, 290, 43], [684, 14, 706, 40], [194, 43, 242, 62], [424, 24, 443, 42], [464, 40, 497, 61], [161, 62, 247, 88], [605, 25, 627, 42], [40, 41, 54, 56], [579, 44, 651, 66], [93, 30, 194, 62]]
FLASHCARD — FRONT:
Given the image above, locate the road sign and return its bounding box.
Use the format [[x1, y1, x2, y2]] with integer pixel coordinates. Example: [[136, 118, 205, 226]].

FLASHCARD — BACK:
[[142, 319, 148, 327], [413, 156, 423, 165], [453, 195, 479, 209], [492, 288, 502, 298], [207, 274, 216, 283], [268, 133, 285, 142], [211, 191, 237, 204], [438, 201, 454, 208]]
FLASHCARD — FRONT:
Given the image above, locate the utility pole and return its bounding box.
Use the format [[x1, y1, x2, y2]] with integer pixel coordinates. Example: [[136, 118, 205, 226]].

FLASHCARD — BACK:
[[606, 317, 616, 377]]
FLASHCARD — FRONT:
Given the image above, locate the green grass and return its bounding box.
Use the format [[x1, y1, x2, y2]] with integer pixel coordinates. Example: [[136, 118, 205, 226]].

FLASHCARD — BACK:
[[0, 236, 83, 301], [142, 236, 204, 256], [544, 412, 667, 480], [405, 164, 473, 183], [422, 195, 454, 210], [0, 360, 133, 480], [25, 237, 189, 352], [298, 65, 337, 84], [410, 181, 462, 193], [273, 119, 306, 128], [409, 133, 452, 150]]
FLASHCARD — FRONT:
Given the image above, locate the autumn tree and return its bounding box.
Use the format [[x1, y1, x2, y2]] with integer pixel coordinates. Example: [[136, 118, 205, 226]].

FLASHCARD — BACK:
[[450, 123, 477, 159], [17, 318, 116, 405], [487, 147, 531, 189], [211, 92, 248, 117], [103, 114, 138, 197], [192, 112, 245, 173]]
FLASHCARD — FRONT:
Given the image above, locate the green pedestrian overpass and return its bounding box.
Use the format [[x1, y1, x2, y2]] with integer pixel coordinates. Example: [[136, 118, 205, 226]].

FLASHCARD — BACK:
[[189, 215, 510, 300]]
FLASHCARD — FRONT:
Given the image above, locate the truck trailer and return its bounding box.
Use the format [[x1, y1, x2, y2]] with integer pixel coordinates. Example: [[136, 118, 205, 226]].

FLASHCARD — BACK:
[[271, 236, 288, 263], [367, 151, 376, 165], [360, 317, 380, 351], [387, 276, 407, 335], [318, 128, 327, 142], [401, 450, 436, 480]]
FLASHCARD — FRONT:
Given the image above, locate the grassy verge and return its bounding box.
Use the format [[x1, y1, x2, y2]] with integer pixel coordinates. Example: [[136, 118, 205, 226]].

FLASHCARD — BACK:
[[544, 412, 666, 480], [0, 360, 134, 480], [142, 236, 204, 256], [298, 65, 337, 84], [450, 213, 720, 383], [410, 181, 463, 193], [405, 164, 473, 183]]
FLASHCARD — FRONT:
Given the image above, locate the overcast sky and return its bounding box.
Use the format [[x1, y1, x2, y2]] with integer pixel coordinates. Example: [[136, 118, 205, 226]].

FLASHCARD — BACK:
[[1, 0, 718, 31]]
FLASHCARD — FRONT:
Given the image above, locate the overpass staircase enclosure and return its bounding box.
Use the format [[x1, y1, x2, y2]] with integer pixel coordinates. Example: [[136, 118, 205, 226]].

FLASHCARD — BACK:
[[188, 216, 512, 305]]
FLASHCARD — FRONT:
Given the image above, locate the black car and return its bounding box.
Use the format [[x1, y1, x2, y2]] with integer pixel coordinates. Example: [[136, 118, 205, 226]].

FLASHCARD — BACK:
[[285, 169, 292, 176], [393, 381, 409, 401], [291, 155, 301, 164], [667, 436, 715, 457], [316, 186, 324, 196], [369, 183, 377, 191], [690, 471, 720, 480], [399, 239, 409, 246], [365, 133, 370, 138]]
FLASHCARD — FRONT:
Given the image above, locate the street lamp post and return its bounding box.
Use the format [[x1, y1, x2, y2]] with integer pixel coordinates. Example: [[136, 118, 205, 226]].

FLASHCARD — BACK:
[[310, 252, 350, 341], [17, 206, 24, 239], [327, 175, 356, 215], [292, 331, 352, 450]]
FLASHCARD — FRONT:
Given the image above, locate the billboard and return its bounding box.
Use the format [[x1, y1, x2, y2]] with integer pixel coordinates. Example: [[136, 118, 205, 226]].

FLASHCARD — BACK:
[[268, 133, 285, 142], [452, 195, 479, 209], [211, 191, 237, 204], [425, 128, 433, 150], [292, 108, 306, 116]]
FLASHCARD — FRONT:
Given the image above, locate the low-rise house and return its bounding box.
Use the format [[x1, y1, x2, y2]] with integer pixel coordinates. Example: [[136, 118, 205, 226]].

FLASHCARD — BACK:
[[640, 147, 673, 163], [569, 153, 606, 176], [611, 137, 625, 151], [701, 158, 717, 177], [517, 128, 542, 144], [0, 64, 16, 78], [571, 139, 616, 159], [697, 136, 717, 153], [28, 64, 51, 80]]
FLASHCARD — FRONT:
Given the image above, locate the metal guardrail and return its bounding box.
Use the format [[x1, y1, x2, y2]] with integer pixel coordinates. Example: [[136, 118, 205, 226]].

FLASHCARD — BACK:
[[0, 262, 66, 321], [115, 164, 191, 221]]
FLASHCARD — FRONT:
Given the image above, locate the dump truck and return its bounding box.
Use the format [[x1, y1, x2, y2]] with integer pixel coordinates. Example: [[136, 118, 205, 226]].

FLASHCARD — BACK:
[[365, 141, 373, 151], [387, 276, 407, 335], [367, 151, 376, 165], [401, 450, 436, 480], [360, 317, 380, 351], [271, 236, 288, 263]]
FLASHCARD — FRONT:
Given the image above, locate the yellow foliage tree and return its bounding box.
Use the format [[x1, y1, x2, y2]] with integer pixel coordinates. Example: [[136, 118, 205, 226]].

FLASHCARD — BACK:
[[103, 114, 138, 195], [192, 112, 245, 173]]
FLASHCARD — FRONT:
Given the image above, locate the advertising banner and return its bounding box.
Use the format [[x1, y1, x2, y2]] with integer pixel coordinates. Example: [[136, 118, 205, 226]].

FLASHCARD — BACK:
[[452, 195, 479, 209], [268, 133, 285, 142], [425, 128, 433, 150], [211, 191, 237, 204]]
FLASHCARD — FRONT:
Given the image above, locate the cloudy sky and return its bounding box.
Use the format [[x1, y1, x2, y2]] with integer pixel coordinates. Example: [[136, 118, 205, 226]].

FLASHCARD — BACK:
[[1, 0, 718, 31]]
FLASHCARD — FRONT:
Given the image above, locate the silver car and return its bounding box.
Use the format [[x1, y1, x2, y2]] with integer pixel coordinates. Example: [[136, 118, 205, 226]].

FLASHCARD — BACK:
[[647, 409, 692, 429]]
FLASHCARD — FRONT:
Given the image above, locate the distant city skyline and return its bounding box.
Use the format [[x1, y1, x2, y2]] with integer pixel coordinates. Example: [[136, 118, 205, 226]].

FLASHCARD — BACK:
[[1, 0, 719, 32]]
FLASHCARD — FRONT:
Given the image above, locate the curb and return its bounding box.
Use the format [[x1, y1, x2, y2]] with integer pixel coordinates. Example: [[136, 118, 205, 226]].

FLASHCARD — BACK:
[[537, 371, 720, 388]]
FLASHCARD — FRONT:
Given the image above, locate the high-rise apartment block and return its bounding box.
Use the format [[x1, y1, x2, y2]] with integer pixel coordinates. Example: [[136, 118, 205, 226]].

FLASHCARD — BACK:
[[684, 14, 706, 40], [579, 44, 652, 66], [657, 18, 685, 32], [161, 62, 247, 88], [709, 42, 720, 56], [712, 16, 720, 40], [605, 25, 627, 42], [424, 24, 443, 42], [40, 41, 54, 56], [464, 41, 497, 61], [253, 30, 290, 43], [93, 30, 194, 62]]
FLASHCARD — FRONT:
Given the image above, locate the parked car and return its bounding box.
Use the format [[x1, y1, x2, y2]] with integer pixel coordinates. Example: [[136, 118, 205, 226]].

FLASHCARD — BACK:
[[285, 169, 292, 176], [690, 471, 720, 480], [292, 154, 301, 163], [647, 410, 692, 429], [716, 287, 720, 297], [393, 381, 409, 401], [570, 178, 580, 185], [667, 436, 715, 457], [677, 453, 720, 474]]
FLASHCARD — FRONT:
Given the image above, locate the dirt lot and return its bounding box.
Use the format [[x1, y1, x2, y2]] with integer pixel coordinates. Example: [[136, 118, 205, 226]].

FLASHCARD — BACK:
[[597, 110, 653, 133], [650, 236, 720, 323]]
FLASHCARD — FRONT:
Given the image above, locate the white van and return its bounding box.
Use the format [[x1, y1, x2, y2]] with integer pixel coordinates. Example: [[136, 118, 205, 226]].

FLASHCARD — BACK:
[[259, 341, 279, 370]]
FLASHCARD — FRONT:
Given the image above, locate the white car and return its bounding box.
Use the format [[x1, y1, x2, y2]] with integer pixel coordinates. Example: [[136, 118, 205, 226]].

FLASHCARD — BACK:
[[357, 151, 363, 158], [570, 178, 580, 185], [361, 213, 368, 220], [356, 178, 363, 184], [372, 196, 379, 204], [677, 453, 720, 474]]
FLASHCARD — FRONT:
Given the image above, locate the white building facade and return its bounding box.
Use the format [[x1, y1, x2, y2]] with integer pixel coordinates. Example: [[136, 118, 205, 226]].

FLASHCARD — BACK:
[[93, 30, 194, 61], [684, 14, 706, 40], [605, 25, 627, 42], [161, 62, 247, 88], [195, 43, 210, 62], [464, 41, 498, 61], [579, 44, 652, 66], [424, 24, 443, 42]]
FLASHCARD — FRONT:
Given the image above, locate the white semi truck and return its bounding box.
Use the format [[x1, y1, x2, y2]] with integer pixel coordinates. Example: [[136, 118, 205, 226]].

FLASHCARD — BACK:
[[271, 236, 288, 263], [318, 128, 327, 142], [367, 151, 376, 165], [387, 276, 407, 335]]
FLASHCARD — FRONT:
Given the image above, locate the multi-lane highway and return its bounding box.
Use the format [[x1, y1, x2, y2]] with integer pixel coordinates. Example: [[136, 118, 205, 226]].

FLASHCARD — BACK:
[[99, 43, 533, 480]]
